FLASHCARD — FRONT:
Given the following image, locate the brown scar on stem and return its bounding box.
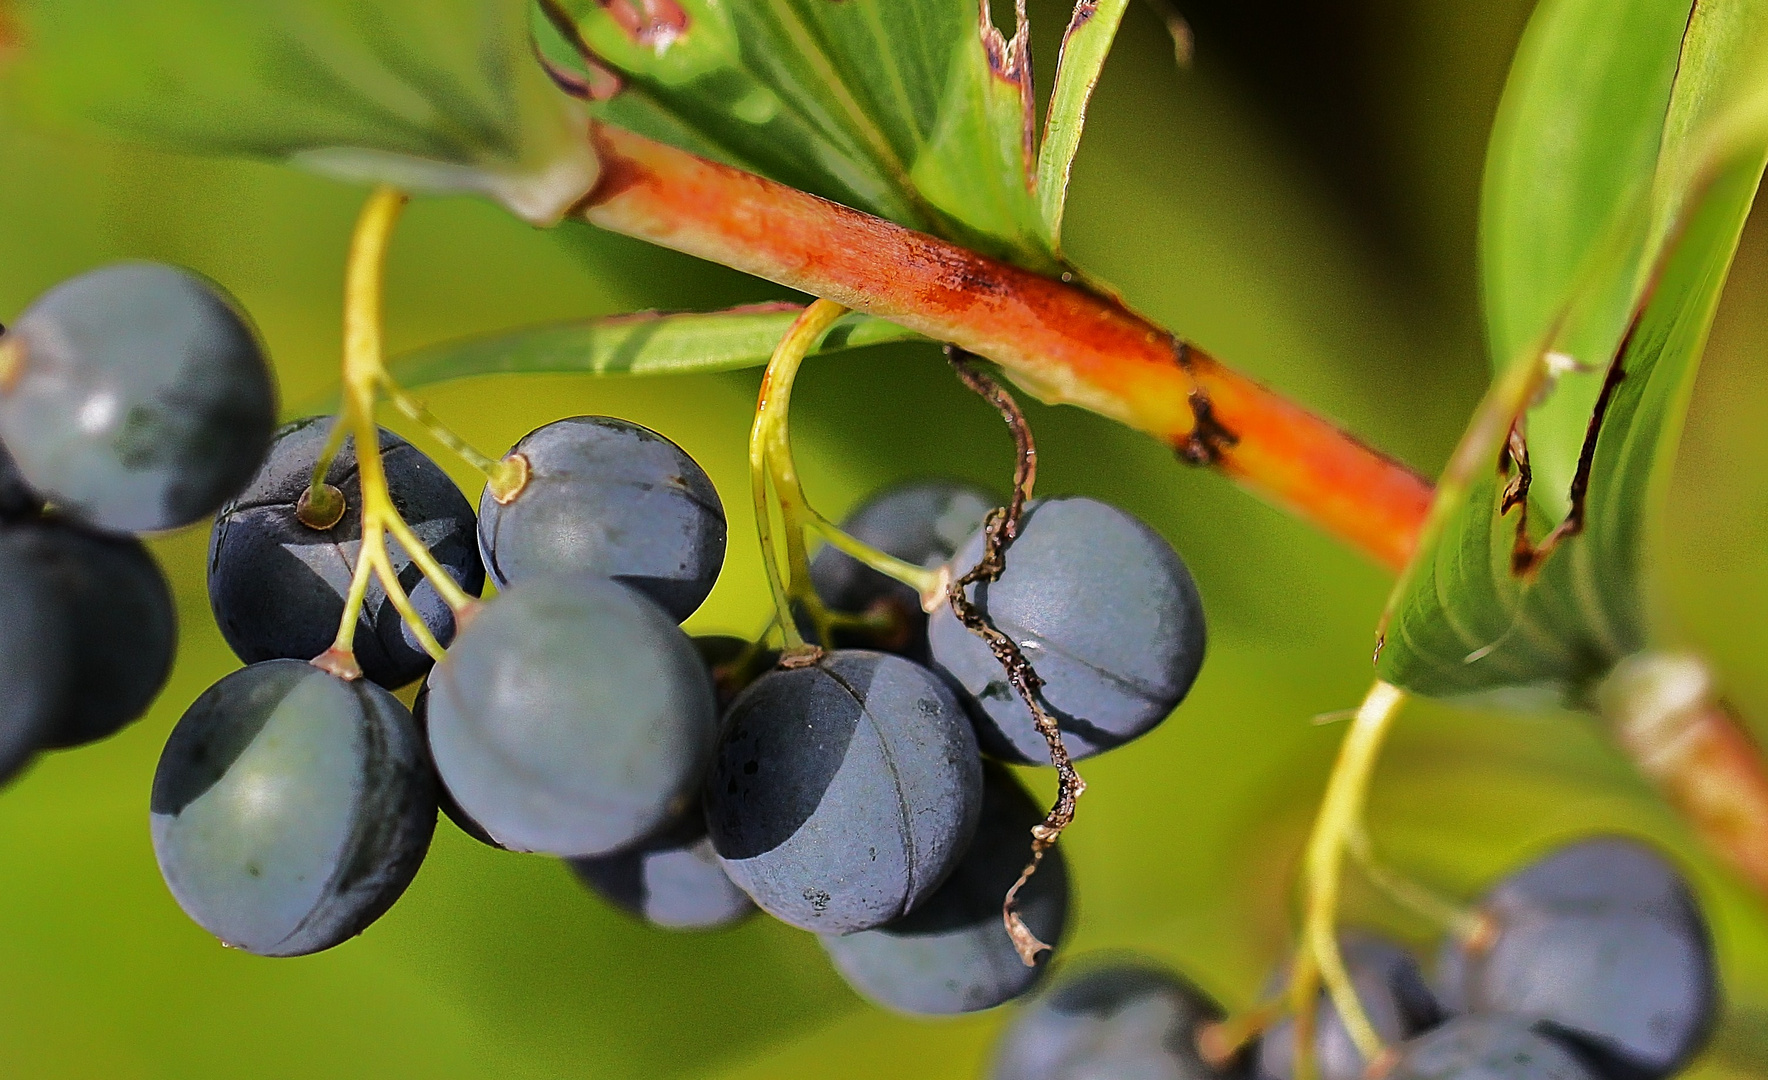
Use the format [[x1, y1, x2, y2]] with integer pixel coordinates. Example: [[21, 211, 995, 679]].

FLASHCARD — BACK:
[[1507, 318, 1635, 578], [1171, 341, 1240, 465]]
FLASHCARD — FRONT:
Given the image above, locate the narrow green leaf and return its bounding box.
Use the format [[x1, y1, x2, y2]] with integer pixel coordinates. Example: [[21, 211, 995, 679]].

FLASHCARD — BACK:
[[1376, 0, 1768, 702], [11, 0, 596, 223], [1480, 0, 1693, 517], [1036, 0, 1131, 250], [547, 0, 1061, 269], [386, 304, 925, 389]]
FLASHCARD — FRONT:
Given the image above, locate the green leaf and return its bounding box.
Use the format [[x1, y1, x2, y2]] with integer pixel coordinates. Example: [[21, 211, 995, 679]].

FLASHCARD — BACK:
[[1480, 0, 1693, 520], [543, 0, 1122, 270], [1376, 0, 1768, 702], [1036, 0, 1131, 250], [386, 304, 924, 389], [11, 0, 597, 223]]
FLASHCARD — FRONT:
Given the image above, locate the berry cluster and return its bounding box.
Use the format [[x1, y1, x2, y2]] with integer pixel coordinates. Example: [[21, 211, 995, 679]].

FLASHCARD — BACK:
[[0, 252, 1728, 1080], [982, 837, 1715, 1080], [0, 262, 277, 782], [207, 426, 1198, 1006]]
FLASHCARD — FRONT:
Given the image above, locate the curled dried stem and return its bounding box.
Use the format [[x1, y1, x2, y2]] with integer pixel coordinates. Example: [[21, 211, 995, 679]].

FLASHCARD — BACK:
[[944, 347, 1084, 966]]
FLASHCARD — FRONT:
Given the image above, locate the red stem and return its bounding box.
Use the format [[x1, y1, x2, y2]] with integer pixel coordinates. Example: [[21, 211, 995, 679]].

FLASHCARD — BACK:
[[574, 122, 1768, 900], [575, 123, 1432, 572]]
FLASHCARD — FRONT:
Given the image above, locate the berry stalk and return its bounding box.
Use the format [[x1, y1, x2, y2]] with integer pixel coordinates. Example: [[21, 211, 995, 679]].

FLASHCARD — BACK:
[[312, 185, 480, 679], [749, 299, 848, 653], [1287, 681, 1408, 1079], [750, 299, 943, 652], [1345, 822, 1483, 941]]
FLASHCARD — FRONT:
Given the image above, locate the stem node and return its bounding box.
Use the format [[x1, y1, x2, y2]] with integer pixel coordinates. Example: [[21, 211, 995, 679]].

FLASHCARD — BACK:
[[310, 646, 363, 681], [296, 483, 347, 530], [488, 453, 531, 504]]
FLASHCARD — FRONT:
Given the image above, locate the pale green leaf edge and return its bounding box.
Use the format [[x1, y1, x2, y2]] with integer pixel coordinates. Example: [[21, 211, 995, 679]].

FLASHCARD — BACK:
[[1035, 0, 1131, 250], [13, 0, 598, 225], [385, 305, 925, 390]]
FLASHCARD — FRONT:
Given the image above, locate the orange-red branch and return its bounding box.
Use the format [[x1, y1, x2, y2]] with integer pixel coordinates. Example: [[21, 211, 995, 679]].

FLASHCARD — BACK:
[[576, 123, 1432, 572], [564, 125, 1768, 919]]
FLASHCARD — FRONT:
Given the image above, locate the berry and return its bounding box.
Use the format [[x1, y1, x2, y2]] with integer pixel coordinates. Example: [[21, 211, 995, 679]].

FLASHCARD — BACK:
[[208, 418, 484, 689], [411, 682, 501, 849], [987, 957, 1247, 1079], [0, 516, 176, 749], [0, 262, 277, 533], [426, 573, 718, 856], [928, 497, 1207, 763], [476, 416, 726, 620], [704, 650, 983, 934], [567, 804, 754, 931], [819, 761, 1070, 1015], [1435, 837, 1716, 1080], [1257, 932, 1443, 1080], [0, 439, 43, 521], [150, 659, 437, 957], [806, 479, 994, 658], [1387, 1016, 1601, 1080], [0, 564, 71, 784]]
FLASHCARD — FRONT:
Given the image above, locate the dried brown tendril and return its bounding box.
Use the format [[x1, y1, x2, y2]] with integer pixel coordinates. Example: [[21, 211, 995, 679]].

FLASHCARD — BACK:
[[944, 346, 1087, 966]]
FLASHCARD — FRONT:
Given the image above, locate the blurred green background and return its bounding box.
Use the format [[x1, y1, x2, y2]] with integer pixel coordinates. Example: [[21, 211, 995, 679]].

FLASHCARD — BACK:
[[1, 1, 1766, 1076]]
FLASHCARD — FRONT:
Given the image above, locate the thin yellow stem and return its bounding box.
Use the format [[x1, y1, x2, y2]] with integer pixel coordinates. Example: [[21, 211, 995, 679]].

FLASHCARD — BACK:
[[751, 298, 848, 649], [331, 524, 380, 658], [1288, 946, 1322, 1080], [309, 415, 350, 486], [1346, 823, 1483, 940], [1292, 681, 1407, 1074], [340, 187, 406, 406], [316, 185, 481, 668], [365, 537, 446, 662], [777, 480, 838, 646], [750, 297, 944, 647], [749, 430, 797, 648], [805, 511, 942, 596], [375, 486, 476, 614], [381, 377, 527, 500]]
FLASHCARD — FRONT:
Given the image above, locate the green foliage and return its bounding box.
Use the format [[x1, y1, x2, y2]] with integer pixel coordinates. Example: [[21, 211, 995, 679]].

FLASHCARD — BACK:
[[7, 8, 1768, 1078], [540, 0, 1128, 269], [11, 0, 1132, 263], [1376, 0, 1768, 701], [10, 0, 596, 223], [1479, 0, 1690, 517], [389, 304, 922, 388], [1036, 1, 1131, 250]]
